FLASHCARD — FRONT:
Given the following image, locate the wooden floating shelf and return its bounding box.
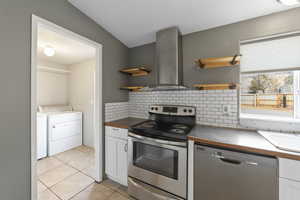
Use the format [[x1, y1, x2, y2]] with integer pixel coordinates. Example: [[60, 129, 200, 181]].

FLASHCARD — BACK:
[[194, 83, 238, 90], [120, 66, 151, 77], [195, 55, 241, 69], [120, 86, 144, 92]]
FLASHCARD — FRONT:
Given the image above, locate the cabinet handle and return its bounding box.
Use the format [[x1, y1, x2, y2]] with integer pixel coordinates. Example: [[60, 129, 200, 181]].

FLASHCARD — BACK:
[[124, 144, 128, 152]]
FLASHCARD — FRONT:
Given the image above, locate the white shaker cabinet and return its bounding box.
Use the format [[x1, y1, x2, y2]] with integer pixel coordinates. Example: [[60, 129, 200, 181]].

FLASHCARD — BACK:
[[116, 139, 128, 186], [105, 126, 128, 186], [280, 178, 300, 200], [279, 158, 300, 200], [105, 136, 118, 178]]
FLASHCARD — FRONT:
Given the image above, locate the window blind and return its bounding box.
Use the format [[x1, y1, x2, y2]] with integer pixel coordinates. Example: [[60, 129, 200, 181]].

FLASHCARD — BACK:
[[240, 34, 300, 73]]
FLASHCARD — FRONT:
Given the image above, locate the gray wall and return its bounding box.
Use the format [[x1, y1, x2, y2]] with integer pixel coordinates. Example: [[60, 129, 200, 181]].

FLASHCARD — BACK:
[[128, 43, 156, 86], [0, 0, 128, 199], [129, 7, 300, 87]]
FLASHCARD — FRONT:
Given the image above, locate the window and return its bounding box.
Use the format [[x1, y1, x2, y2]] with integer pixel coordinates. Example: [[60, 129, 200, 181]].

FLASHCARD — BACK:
[[240, 34, 300, 121], [241, 71, 300, 119]]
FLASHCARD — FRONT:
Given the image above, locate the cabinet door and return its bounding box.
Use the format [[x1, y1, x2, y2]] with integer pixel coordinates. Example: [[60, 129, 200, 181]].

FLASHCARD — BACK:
[[105, 136, 118, 178], [280, 178, 300, 200], [117, 139, 128, 186]]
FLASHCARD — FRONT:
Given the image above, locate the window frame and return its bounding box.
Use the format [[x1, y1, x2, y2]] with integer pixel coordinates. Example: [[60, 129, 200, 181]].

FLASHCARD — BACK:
[[239, 70, 300, 122], [294, 71, 300, 119], [239, 32, 300, 125]]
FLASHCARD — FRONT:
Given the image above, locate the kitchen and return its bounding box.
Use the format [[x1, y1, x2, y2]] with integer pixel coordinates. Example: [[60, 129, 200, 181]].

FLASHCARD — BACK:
[[104, 25, 300, 200], [100, 0, 300, 199], [2, 1, 300, 200]]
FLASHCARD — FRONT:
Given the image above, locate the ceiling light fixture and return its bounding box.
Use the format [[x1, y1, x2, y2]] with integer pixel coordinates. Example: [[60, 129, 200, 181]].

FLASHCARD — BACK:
[[277, 0, 300, 5], [43, 46, 55, 57]]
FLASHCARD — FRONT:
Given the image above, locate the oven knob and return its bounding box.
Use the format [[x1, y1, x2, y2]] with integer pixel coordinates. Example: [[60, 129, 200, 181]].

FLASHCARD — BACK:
[[183, 109, 187, 112], [151, 107, 154, 110], [155, 107, 158, 111], [189, 109, 193, 113]]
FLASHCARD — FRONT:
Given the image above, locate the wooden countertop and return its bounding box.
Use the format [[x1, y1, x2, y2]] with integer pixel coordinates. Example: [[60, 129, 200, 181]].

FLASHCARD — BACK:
[[188, 125, 300, 161], [104, 117, 146, 129]]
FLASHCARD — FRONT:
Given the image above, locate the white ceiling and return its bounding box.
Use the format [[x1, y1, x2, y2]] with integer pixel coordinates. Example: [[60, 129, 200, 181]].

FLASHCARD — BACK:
[[69, 0, 299, 48], [38, 27, 96, 66]]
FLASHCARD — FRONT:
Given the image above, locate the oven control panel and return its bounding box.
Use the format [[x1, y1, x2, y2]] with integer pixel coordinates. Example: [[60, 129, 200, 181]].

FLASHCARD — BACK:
[[149, 105, 196, 116]]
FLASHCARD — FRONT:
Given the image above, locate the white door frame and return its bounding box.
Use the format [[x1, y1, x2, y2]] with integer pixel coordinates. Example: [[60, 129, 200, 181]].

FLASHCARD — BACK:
[[31, 15, 103, 200]]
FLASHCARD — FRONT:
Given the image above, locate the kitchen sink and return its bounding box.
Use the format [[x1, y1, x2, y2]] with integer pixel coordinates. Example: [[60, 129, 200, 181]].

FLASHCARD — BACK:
[[259, 131, 300, 153]]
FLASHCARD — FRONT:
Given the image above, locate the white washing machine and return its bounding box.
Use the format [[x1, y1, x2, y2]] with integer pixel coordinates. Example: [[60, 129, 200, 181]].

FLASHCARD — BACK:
[[39, 105, 83, 156], [37, 113, 47, 159]]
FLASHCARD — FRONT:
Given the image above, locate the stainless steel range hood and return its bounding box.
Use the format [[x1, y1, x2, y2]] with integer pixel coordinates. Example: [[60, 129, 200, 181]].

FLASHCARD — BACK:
[[141, 27, 186, 91], [156, 27, 183, 86]]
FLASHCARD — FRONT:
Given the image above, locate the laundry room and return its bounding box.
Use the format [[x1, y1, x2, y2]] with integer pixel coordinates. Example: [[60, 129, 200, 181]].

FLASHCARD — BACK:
[[35, 24, 100, 199]]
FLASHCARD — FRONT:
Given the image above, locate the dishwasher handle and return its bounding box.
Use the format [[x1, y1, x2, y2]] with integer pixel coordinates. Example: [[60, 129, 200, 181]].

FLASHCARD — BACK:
[[220, 157, 242, 165], [213, 153, 242, 165], [212, 153, 258, 166]]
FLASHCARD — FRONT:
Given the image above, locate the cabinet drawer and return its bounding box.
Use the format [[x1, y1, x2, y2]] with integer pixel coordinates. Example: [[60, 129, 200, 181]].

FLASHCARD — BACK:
[[280, 178, 300, 200], [279, 158, 300, 181], [105, 126, 128, 140]]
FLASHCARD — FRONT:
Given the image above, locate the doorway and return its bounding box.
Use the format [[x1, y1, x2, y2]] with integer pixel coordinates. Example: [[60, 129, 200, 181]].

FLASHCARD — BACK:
[[31, 15, 103, 200]]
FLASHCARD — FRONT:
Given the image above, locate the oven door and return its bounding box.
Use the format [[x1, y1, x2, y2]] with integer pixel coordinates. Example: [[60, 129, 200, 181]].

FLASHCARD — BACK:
[[128, 132, 187, 199]]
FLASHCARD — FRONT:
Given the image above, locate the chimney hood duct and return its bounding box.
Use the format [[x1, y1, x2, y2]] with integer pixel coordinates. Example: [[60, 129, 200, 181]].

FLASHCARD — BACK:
[[155, 27, 184, 89]]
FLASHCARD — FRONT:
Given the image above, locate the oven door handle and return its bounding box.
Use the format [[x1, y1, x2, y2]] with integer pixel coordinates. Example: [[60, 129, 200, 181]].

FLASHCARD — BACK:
[[128, 132, 187, 147]]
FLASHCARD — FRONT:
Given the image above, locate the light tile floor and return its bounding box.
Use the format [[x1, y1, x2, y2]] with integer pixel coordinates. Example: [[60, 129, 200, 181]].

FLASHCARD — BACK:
[[37, 146, 132, 200]]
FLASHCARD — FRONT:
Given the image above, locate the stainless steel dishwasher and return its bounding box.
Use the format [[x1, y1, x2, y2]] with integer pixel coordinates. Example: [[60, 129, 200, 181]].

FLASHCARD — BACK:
[[194, 144, 278, 200]]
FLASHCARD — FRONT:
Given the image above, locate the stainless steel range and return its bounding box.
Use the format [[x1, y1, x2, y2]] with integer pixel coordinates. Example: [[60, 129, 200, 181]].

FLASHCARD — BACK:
[[128, 105, 196, 200]]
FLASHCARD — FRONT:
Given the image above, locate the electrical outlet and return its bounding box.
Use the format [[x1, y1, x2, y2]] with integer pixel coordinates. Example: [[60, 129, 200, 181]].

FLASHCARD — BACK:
[[222, 105, 231, 116]]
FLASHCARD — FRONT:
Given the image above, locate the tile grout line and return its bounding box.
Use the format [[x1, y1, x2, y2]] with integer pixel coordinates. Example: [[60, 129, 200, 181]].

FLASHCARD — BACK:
[[43, 179, 125, 200], [38, 156, 82, 187], [51, 148, 95, 173], [53, 149, 94, 168], [62, 155, 96, 180], [40, 168, 79, 189], [40, 162, 95, 190], [102, 180, 130, 199], [38, 180, 48, 190], [47, 171, 95, 200], [38, 146, 96, 200], [66, 181, 95, 200], [47, 188, 64, 200], [37, 158, 65, 176]]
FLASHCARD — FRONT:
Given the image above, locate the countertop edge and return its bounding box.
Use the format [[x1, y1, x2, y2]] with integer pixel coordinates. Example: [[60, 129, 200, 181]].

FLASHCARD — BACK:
[[104, 121, 130, 129], [104, 117, 146, 129], [188, 136, 300, 161]]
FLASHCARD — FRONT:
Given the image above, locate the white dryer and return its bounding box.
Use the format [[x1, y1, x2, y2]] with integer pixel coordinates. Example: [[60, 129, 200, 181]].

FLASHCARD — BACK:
[[39, 105, 83, 156]]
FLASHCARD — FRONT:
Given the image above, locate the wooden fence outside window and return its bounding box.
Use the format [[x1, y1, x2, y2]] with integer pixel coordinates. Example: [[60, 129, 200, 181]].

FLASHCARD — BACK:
[[241, 93, 294, 111]]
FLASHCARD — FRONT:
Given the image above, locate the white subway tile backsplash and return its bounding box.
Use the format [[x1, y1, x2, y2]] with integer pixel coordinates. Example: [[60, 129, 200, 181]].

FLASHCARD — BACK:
[[105, 102, 129, 122], [104, 90, 239, 128], [129, 89, 239, 128], [104, 93, 298, 132]]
